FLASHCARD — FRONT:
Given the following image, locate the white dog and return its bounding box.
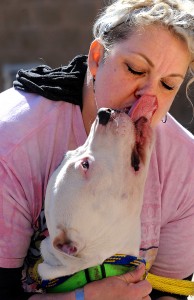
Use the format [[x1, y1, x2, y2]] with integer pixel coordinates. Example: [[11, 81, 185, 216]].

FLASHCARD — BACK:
[[38, 97, 156, 280]]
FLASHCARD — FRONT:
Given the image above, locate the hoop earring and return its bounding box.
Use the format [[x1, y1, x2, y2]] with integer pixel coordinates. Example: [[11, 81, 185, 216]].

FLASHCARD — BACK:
[[162, 115, 167, 123]]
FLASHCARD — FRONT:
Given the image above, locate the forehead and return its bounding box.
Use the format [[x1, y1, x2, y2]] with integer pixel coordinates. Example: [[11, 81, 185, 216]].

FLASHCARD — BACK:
[[109, 25, 191, 74]]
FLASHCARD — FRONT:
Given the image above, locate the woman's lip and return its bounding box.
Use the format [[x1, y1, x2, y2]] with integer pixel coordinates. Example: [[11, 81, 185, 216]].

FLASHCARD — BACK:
[[123, 107, 131, 114], [113, 107, 131, 114]]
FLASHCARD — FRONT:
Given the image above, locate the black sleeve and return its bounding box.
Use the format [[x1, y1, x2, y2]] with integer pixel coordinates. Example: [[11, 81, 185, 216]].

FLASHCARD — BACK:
[[150, 274, 193, 300], [0, 267, 37, 300]]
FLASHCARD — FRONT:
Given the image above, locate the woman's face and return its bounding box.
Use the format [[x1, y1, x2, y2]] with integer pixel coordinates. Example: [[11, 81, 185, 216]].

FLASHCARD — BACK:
[[87, 25, 191, 127]]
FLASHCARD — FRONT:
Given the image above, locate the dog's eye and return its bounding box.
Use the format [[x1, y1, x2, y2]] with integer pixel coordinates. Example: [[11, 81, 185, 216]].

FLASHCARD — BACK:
[[81, 160, 89, 170]]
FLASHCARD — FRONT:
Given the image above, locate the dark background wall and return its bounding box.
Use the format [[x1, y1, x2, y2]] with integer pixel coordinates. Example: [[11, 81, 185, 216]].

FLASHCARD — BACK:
[[0, 0, 194, 133]]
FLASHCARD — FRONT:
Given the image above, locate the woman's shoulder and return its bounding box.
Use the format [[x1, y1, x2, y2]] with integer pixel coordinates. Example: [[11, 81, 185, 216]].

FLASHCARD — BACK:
[[0, 87, 66, 121], [0, 88, 76, 158]]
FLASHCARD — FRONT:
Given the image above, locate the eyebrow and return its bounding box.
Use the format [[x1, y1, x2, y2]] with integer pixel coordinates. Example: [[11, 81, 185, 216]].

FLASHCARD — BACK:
[[133, 52, 185, 80], [167, 73, 185, 80]]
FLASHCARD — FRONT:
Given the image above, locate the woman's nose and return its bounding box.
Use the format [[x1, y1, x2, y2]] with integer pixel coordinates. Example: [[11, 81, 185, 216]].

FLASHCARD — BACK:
[[134, 79, 158, 99]]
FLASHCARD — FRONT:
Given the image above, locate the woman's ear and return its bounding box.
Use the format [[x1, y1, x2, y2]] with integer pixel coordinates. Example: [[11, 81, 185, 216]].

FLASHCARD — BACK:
[[88, 39, 104, 77]]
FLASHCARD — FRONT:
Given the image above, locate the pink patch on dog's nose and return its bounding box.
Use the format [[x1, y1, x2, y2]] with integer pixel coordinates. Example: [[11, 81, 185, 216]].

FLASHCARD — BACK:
[[129, 95, 158, 122]]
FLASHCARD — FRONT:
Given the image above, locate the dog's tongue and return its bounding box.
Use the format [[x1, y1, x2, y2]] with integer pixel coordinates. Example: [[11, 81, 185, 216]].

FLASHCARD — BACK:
[[129, 95, 158, 122]]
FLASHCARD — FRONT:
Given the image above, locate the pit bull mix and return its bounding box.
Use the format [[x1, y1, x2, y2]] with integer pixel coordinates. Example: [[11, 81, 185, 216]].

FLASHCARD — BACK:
[[38, 95, 157, 280]]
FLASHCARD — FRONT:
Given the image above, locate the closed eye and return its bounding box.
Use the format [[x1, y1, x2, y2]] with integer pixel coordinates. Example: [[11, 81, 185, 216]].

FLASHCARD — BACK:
[[127, 65, 145, 76], [161, 81, 174, 91]]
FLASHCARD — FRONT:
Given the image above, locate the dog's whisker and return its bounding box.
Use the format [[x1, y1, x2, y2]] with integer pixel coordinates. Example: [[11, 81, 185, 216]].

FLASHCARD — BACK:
[[112, 116, 120, 127], [110, 111, 121, 127]]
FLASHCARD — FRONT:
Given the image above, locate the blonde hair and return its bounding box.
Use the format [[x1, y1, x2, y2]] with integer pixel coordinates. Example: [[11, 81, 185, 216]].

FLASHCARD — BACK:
[[93, 0, 194, 95]]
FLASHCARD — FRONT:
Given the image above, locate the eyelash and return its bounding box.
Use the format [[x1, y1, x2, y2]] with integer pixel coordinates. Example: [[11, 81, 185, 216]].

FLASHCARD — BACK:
[[161, 81, 174, 91], [127, 65, 145, 76], [127, 65, 175, 91]]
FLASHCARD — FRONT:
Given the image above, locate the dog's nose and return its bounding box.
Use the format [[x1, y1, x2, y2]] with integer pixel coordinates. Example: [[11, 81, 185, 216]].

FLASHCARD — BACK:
[[98, 108, 112, 125]]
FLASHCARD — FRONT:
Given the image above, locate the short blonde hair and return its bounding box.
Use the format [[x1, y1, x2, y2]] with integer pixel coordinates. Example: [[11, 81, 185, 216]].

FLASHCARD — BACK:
[[93, 0, 194, 91]]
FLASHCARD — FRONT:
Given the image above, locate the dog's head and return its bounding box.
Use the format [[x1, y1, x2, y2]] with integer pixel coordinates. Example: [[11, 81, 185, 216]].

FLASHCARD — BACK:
[[44, 95, 157, 265]]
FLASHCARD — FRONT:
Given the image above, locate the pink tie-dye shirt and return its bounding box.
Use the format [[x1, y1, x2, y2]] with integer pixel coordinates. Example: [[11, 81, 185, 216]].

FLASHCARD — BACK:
[[0, 88, 194, 292]]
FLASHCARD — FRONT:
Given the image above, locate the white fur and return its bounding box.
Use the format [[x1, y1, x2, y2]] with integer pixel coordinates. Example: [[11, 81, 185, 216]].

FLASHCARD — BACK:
[[38, 110, 154, 280]]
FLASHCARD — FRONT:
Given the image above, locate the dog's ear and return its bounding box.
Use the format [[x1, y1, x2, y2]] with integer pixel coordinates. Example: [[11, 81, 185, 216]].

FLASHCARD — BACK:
[[53, 231, 78, 256], [58, 242, 78, 256]]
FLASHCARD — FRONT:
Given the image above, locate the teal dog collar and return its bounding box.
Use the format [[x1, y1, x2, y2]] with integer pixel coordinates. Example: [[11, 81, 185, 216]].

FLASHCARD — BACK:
[[40, 254, 146, 293]]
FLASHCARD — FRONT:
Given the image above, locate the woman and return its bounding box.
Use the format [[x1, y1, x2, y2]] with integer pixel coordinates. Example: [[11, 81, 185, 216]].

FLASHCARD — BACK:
[[0, 0, 194, 299]]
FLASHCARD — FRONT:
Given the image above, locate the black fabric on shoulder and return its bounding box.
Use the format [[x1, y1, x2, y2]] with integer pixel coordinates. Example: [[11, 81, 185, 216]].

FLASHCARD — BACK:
[[150, 274, 193, 300], [0, 267, 36, 300], [13, 55, 88, 108]]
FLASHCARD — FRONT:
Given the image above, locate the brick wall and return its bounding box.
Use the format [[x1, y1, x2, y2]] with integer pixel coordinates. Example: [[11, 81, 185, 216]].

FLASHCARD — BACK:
[[0, 0, 194, 132]]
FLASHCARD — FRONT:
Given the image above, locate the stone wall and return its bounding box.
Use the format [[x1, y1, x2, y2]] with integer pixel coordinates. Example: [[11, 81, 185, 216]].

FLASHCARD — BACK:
[[0, 0, 193, 132]]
